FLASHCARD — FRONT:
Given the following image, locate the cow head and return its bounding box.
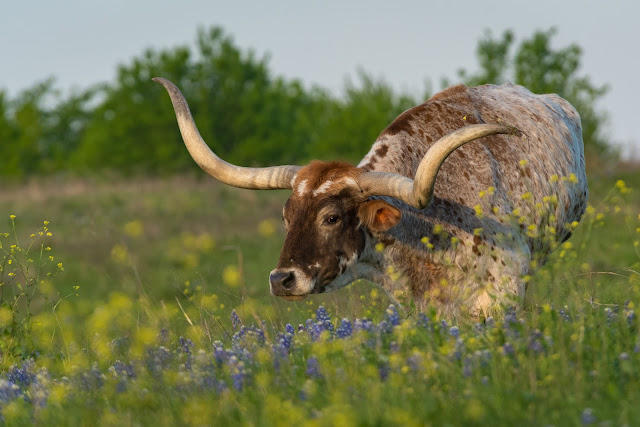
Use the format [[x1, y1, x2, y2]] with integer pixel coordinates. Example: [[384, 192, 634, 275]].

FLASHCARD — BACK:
[[154, 78, 516, 301], [270, 161, 402, 300]]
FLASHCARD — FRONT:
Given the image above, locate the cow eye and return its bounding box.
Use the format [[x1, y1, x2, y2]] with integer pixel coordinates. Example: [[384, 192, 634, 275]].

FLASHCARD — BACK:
[[326, 215, 340, 224]]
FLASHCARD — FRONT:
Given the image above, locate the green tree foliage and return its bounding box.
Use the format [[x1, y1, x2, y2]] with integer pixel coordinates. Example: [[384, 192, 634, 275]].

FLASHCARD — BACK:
[[310, 69, 416, 163], [0, 26, 612, 177], [456, 28, 610, 156]]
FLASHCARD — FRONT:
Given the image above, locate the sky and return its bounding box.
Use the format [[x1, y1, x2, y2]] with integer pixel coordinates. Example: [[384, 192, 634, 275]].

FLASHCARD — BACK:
[[2, 0, 639, 157]]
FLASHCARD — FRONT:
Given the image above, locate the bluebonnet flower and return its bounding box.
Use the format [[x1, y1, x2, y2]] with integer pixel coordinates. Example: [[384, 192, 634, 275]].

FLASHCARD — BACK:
[[581, 408, 596, 425], [179, 337, 194, 355], [146, 346, 173, 375], [228, 355, 247, 391], [604, 307, 617, 325], [463, 357, 473, 377], [79, 363, 104, 391], [212, 341, 228, 366], [157, 328, 170, 346], [316, 306, 334, 333], [279, 332, 293, 350], [6, 359, 35, 387], [336, 318, 352, 339], [440, 319, 449, 334], [354, 318, 374, 332], [417, 313, 433, 332], [528, 330, 545, 354], [449, 326, 460, 338], [502, 342, 515, 356], [286, 324, 295, 335], [407, 354, 422, 372], [558, 307, 571, 322], [485, 316, 495, 329], [306, 319, 323, 341], [386, 305, 400, 327], [112, 361, 136, 379], [306, 356, 322, 379], [378, 363, 390, 381], [231, 310, 242, 330], [626, 309, 635, 326], [377, 320, 392, 334], [0, 379, 22, 404]]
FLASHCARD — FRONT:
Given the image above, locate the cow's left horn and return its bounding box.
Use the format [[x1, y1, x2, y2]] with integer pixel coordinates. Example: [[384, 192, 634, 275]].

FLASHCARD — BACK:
[[358, 124, 520, 209], [153, 77, 300, 190]]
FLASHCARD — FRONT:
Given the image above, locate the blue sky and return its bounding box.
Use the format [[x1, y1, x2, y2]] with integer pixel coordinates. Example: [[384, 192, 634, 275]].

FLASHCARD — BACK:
[[2, 0, 638, 156]]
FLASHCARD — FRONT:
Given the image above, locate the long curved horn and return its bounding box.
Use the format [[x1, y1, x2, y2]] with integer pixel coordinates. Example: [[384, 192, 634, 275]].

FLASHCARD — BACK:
[[358, 124, 520, 209], [153, 77, 300, 189]]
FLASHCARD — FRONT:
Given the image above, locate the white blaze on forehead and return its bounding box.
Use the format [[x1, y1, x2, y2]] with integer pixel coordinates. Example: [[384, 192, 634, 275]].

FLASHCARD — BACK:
[[311, 177, 359, 197], [296, 179, 309, 197], [312, 180, 333, 196]]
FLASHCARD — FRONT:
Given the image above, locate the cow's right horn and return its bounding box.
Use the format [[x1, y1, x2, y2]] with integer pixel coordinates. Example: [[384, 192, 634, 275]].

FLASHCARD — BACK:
[[154, 78, 300, 190]]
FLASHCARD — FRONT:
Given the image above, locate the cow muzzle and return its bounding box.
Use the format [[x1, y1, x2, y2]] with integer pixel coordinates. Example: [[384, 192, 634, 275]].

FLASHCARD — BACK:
[[269, 268, 314, 301]]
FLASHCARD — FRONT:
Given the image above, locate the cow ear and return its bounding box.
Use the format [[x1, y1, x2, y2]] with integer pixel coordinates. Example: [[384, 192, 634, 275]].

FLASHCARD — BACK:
[[358, 200, 402, 231]]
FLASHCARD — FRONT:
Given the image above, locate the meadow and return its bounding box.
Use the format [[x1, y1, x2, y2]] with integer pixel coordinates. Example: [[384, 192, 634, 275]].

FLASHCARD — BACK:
[[1, 167, 639, 426]]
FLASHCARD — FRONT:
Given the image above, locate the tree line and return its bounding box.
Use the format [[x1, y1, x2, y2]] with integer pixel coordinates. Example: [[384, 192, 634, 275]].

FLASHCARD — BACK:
[[0, 27, 610, 178]]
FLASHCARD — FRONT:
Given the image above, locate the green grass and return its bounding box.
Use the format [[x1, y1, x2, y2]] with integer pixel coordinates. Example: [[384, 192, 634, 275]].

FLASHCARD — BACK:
[[0, 170, 639, 425]]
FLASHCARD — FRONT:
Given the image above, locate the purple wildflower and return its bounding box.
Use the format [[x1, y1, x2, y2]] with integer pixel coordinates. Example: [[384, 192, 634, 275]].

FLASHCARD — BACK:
[[502, 342, 515, 356], [6, 359, 35, 387], [0, 379, 22, 404], [449, 326, 460, 338], [355, 318, 375, 332], [146, 345, 173, 375], [386, 304, 401, 327], [306, 319, 323, 341], [377, 320, 392, 334], [485, 317, 495, 329], [417, 313, 433, 331], [336, 318, 352, 339], [407, 354, 422, 372], [604, 307, 617, 325], [626, 309, 636, 326], [316, 306, 334, 333], [112, 361, 136, 379], [286, 324, 295, 335], [178, 337, 194, 355], [440, 319, 449, 334], [231, 310, 242, 330], [558, 307, 571, 322], [378, 363, 390, 381], [306, 356, 322, 379], [463, 357, 473, 377], [213, 341, 228, 366], [528, 330, 545, 354]]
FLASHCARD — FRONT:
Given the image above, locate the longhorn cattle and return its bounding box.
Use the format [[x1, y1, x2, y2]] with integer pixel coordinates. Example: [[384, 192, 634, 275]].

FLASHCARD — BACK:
[[154, 77, 587, 318]]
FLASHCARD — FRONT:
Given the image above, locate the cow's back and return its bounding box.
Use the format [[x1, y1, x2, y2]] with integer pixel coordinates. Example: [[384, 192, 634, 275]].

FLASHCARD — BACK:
[[359, 83, 588, 254]]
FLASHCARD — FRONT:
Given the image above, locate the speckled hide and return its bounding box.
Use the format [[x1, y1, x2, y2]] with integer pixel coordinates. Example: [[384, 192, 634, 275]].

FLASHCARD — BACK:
[[354, 83, 587, 317]]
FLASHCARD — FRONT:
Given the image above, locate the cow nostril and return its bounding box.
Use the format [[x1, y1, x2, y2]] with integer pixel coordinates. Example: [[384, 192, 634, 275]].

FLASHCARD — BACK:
[[270, 271, 295, 289]]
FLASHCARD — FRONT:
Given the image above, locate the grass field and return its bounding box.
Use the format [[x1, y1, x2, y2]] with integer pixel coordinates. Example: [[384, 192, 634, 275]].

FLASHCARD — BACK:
[[1, 169, 640, 425]]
